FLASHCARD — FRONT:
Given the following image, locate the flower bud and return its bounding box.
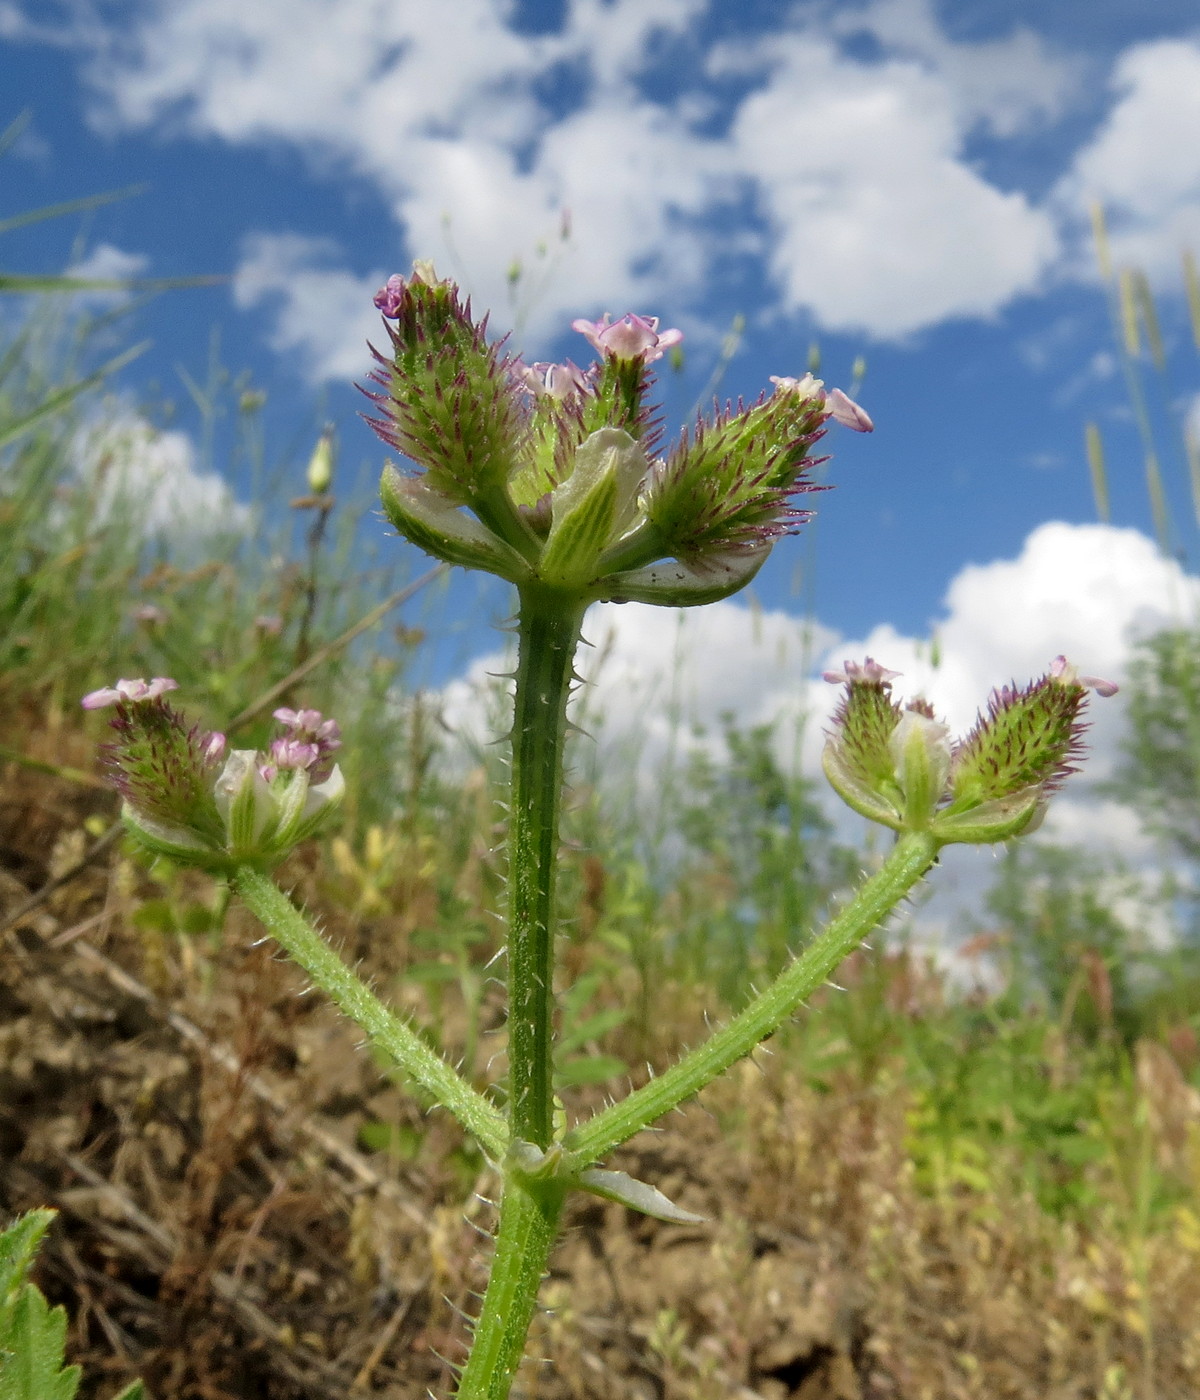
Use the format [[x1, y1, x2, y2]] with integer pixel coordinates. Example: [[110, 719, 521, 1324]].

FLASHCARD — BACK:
[[642, 378, 839, 566], [934, 657, 1117, 843], [364, 263, 529, 512], [306, 425, 335, 494]]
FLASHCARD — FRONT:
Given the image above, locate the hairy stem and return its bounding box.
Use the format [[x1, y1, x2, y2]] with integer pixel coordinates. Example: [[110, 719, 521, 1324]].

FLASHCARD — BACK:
[[506, 585, 585, 1147], [233, 866, 507, 1159], [454, 1181, 566, 1400], [567, 830, 940, 1163]]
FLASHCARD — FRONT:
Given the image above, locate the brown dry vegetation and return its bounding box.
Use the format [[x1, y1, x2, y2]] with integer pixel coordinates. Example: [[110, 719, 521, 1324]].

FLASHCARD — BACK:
[[4, 744, 1200, 1400]]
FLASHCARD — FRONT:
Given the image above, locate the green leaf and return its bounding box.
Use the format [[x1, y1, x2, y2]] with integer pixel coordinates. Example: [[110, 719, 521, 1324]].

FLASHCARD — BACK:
[[577, 1168, 706, 1224], [557, 1007, 627, 1056], [0, 1214, 146, 1400], [357, 1120, 424, 1159], [0, 1214, 53, 1309], [0, 1279, 81, 1400]]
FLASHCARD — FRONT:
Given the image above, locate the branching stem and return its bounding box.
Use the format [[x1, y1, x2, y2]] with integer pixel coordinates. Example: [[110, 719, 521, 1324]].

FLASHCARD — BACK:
[[567, 831, 940, 1163], [233, 866, 507, 1160]]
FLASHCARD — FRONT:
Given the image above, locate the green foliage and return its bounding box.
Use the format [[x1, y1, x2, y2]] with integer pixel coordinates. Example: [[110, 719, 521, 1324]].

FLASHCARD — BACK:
[[586, 712, 859, 1010], [0, 1211, 79, 1400], [985, 842, 1150, 1039], [1111, 625, 1200, 866], [0, 1213, 148, 1400]]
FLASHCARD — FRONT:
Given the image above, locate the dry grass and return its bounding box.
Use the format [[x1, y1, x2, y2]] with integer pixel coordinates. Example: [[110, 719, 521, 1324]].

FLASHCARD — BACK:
[[3, 735, 1200, 1400]]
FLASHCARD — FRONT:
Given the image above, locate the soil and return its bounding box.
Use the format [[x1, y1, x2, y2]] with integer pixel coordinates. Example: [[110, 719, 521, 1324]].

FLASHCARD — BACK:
[[3, 762, 1196, 1399]]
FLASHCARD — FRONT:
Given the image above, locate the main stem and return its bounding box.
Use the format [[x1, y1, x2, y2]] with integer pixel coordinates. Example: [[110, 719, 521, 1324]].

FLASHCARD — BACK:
[[454, 1181, 566, 1400], [506, 585, 586, 1146], [455, 587, 582, 1400]]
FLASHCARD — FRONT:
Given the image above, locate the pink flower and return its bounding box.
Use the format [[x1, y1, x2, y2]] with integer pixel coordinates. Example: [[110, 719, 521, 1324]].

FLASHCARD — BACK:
[[373, 274, 407, 318], [823, 658, 900, 686], [571, 313, 683, 363], [827, 388, 874, 433], [517, 360, 591, 400], [1049, 656, 1119, 698], [81, 677, 179, 710], [769, 373, 825, 400], [770, 375, 873, 433], [265, 738, 321, 777], [272, 706, 342, 781], [203, 732, 228, 765]]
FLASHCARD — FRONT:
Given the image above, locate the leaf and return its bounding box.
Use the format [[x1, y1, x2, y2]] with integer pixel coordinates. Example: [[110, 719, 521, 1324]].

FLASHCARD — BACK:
[[555, 1054, 628, 1088], [357, 1120, 424, 1159], [557, 1007, 627, 1056], [0, 1213, 53, 1309], [0, 1280, 81, 1400], [0, 1213, 144, 1400], [578, 1169, 706, 1225]]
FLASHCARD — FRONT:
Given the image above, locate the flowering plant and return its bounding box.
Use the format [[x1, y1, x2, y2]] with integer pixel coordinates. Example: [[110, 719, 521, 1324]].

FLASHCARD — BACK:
[[86, 264, 1113, 1400]]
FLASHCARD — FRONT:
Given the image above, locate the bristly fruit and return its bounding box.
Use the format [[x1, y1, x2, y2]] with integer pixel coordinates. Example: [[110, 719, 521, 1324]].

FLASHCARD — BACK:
[[822, 656, 1117, 844], [364, 264, 872, 607], [83, 682, 344, 871]]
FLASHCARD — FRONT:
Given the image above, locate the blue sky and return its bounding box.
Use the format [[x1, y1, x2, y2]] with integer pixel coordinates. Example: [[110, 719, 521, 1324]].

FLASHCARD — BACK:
[[5, 0, 1200, 902]]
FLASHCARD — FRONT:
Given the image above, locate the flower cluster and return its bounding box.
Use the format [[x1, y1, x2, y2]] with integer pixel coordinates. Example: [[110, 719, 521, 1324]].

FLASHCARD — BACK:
[[364, 262, 871, 607], [821, 656, 1117, 844], [82, 680, 344, 871]]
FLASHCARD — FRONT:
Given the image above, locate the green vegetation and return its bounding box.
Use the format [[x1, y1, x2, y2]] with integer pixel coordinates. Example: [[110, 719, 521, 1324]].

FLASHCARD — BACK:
[[2, 267, 1199, 1399]]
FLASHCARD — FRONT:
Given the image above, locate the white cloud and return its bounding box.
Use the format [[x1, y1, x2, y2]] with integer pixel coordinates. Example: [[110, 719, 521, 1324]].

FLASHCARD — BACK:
[[1057, 37, 1200, 277], [840, 521, 1196, 743], [233, 233, 387, 382], [41, 0, 1083, 359], [831, 0, 1080, 139], [440, 598, 839, 764], [725, 33, 1060, 337], [66, 242, 148, 308], [73, 408, 250, 541]]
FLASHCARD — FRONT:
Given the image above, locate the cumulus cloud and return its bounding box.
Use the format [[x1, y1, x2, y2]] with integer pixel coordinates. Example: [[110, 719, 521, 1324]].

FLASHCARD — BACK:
[[830, 0, 1080, 138], [440, 599, 839, 763], [723, 33, 1060, 337], [72, 408, 250, 542], [26, 0, 1090, 361], [1057, 37, 1200, 277], [65, 242, 148, 308], [233, 233, 388, 381]]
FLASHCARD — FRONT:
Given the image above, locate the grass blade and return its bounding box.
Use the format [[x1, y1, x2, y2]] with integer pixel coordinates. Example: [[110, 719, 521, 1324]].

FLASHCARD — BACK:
[[0, 340, 149, 451]]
